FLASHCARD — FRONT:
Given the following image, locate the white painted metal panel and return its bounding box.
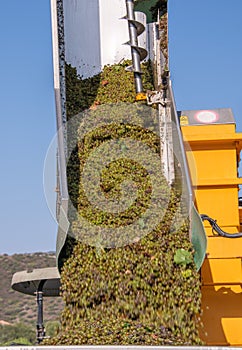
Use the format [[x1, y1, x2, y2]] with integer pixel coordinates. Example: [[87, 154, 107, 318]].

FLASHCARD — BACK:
[[99, 0, 130, 67], [63, 0, 101, 78], [50, 0, 60, 89], [62, 0, 149, 79]]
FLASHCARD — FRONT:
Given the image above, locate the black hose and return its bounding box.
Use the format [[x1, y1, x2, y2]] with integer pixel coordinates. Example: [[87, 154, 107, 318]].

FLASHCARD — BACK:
[[201, 214, 242, 238]]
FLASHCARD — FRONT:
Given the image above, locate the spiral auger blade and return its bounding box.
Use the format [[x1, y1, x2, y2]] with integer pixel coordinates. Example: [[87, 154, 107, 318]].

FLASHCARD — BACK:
[[125, 0, 148, 100]]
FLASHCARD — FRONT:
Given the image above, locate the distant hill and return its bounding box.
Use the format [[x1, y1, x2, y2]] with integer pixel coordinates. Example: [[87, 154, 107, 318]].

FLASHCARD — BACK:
[[0, 253, 63, 326]]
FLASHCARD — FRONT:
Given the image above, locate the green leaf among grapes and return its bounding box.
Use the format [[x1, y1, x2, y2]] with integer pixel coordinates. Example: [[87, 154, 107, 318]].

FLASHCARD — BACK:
[[174, 248, 193, 266]]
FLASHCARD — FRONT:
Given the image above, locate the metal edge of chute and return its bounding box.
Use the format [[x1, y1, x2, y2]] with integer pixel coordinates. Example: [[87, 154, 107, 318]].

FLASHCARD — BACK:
[[169, 82, 207, 270], [50, 0, 70, 271]]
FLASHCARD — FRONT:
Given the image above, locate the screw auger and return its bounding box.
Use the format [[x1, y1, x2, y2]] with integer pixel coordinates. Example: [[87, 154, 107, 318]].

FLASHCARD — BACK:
[[125, 0, 148, 100]]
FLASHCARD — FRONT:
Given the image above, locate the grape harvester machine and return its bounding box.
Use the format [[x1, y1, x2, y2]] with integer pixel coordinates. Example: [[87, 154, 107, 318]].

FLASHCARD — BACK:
[[11, 0, 242, 346]]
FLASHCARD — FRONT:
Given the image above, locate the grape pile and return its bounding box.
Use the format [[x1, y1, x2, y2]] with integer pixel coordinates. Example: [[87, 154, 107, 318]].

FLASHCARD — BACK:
[[45, 59, 202, 345]]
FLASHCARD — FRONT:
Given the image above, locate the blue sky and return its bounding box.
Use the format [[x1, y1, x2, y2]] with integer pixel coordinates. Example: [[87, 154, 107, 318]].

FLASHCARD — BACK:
[[0, 0, 242, 254], [169, 0, 242, 123]]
